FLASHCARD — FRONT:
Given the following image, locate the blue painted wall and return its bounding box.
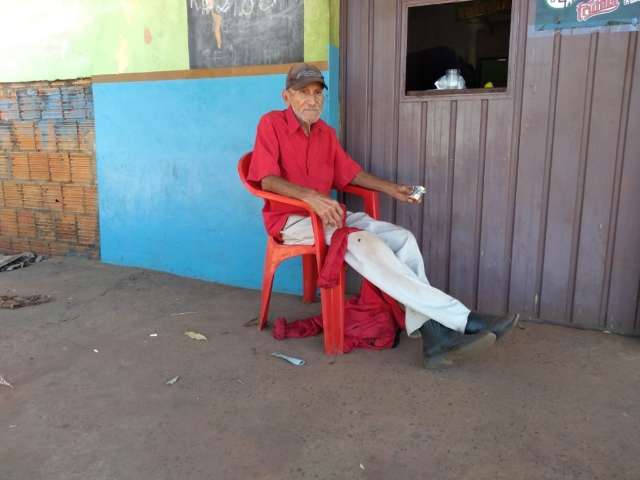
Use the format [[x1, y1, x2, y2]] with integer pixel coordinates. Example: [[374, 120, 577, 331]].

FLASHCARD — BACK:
[[94, 67, 338, 293], [328, 45, 340, 136]]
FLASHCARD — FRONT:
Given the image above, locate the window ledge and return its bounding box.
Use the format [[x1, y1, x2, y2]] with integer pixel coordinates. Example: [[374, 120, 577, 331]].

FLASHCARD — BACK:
[[402, 87, 510, 102]]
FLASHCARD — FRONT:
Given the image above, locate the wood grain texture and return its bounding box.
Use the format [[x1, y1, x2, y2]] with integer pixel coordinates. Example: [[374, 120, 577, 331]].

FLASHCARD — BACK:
[[369, 0, 401, 222], [572, 32, 628, 329], [477, 99, 512, 315], [509, 31, 555, 317], [422, 101, 453, 290], [539, 34, 590, 324], [449, 100, 483, 308], [343, 2, 371, 173], [605, 32, 640, 335], [342, 0, 640, 334], [396, 102, 424, 235]]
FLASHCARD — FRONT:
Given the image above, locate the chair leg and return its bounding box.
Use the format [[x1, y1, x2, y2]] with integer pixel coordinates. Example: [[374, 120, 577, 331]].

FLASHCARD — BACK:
[[259, 242, 277, 330], [320, 267, 345, 355], [302, 254, 318, 303]]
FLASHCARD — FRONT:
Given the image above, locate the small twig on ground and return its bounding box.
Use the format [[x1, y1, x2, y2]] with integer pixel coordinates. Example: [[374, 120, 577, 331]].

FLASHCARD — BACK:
[[0, 295, 51, 309], [0, 375, 14, 389], [243, 317, 259, 327]]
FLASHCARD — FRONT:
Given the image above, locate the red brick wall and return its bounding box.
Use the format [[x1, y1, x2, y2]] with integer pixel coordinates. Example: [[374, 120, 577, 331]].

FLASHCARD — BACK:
[[0, 79, 98, 257]]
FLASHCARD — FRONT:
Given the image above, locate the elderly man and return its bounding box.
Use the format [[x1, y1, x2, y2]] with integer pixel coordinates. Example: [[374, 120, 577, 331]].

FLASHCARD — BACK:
[[248, 63, 518, 369]]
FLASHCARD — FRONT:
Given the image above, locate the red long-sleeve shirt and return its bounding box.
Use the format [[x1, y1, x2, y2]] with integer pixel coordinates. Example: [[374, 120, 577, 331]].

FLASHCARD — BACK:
[[248, 106, 362, 236]]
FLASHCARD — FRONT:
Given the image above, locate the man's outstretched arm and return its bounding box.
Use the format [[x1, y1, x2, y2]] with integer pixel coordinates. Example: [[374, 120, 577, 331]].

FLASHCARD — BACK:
[[262, 171, 420, 228], [350, 171, 420, 204]]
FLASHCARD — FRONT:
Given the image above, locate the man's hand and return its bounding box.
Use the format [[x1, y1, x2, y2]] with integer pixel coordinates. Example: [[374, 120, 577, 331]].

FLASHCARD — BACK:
[[387, 184, 422, 204], [261, 176, 344, 227], [303, 192, 344, 227], [351, 171, 423, 204]]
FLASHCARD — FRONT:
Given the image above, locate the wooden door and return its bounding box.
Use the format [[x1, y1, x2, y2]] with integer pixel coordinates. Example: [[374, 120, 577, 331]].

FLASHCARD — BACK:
[[342, 0, 640, 334]]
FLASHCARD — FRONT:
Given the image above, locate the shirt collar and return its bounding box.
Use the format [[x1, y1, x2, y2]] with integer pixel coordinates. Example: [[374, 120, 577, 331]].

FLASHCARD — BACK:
[[285, 106, 325, 135]]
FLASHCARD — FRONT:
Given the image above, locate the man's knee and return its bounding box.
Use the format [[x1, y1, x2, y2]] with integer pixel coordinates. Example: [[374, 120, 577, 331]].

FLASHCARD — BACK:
[[347, 230, 386, 255], [396, 226, 418, 248]]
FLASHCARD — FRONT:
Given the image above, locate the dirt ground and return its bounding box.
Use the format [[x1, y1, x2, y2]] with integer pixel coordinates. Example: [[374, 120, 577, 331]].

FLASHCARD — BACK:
[[1, 257, 639, 480]]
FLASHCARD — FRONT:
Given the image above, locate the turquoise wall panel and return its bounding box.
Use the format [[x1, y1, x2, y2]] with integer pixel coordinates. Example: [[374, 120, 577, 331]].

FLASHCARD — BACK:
[[94, 70, 337, 293]]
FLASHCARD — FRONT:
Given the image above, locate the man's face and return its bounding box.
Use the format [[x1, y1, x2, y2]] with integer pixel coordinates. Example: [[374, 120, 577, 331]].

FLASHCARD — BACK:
[[283, 82, 324, 125]]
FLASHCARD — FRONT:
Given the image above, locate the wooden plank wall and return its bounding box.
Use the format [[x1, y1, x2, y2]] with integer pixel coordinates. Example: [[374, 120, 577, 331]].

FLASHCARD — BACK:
[[342, 0, 640, 335]]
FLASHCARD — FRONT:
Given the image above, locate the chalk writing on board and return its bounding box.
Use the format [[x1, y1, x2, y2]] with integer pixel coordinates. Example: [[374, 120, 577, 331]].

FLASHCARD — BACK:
[[187, 0, 303, 69]]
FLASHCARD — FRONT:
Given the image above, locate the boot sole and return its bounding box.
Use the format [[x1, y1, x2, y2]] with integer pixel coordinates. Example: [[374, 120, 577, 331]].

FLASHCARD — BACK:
[[496, 313, 520, 341], [424, 332, 497, 370]]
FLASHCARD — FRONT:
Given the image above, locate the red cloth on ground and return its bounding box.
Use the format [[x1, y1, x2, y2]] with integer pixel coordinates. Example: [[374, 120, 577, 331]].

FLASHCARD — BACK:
[[272, 227, 405, 353]]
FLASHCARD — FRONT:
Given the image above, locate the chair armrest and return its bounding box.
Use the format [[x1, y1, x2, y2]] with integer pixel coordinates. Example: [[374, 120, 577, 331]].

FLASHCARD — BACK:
[[255, 189, 313, 213], [258, 190, 328, 257], [340, 184, 380, 220], [238, 155, 328, 255]]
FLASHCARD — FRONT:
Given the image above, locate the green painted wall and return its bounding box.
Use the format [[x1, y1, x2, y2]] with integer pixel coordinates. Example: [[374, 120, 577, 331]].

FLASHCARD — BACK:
[[304, 0, 330, 61], [0, 0, 188, 82], [330, 0, 340, 47], [0, 0, 337, 83], [304, 0, 340, 60]]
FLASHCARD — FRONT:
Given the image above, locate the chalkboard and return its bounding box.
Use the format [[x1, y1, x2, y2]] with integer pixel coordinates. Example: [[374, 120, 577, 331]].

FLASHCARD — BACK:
[[187, 0, 304, 69]]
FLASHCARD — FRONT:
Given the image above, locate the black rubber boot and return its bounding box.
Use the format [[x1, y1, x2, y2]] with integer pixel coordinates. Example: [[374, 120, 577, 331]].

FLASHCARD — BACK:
[[464, 312, 520, 339], [420, 320, 496, 370]]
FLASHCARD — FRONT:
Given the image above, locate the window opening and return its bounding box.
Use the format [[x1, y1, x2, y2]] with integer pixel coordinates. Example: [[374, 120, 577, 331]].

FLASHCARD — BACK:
[[406, 0, 512, 94]]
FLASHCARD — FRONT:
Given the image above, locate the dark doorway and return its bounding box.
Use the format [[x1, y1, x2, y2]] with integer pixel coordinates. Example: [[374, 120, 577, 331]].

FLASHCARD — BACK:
[[405, 0, 512, 92]]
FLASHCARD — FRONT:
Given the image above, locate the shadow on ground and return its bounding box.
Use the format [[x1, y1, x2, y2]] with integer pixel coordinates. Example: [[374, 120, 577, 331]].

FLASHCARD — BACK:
[[1, 258, 638, 480]]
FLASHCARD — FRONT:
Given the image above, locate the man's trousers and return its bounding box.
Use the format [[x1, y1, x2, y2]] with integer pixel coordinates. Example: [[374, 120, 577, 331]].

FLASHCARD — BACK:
[[281, 211, 470, 335]]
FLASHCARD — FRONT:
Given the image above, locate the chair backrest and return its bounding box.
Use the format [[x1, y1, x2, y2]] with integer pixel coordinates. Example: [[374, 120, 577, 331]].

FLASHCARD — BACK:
[[238, 151, 312, 211], [238, 151, 324, 249], [238, 152, 262, 195]]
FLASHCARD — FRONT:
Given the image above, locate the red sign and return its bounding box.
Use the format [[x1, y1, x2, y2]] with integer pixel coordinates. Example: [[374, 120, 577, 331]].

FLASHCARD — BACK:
[[576, 0, 620, 21]]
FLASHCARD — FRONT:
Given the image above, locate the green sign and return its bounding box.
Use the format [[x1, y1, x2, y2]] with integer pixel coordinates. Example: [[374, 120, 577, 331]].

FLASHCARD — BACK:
[[536, 0, 640, 30]]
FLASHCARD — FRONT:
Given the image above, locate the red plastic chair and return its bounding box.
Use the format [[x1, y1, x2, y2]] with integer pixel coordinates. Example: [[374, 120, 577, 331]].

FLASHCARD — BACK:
[[238, 152, 379, 354]]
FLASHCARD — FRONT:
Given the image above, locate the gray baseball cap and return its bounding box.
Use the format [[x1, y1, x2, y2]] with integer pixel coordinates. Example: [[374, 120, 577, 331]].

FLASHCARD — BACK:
[[286, 63, 328, 90]]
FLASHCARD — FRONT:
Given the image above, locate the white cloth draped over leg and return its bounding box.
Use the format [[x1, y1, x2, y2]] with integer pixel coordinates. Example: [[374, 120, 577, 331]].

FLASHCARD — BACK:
[[280, 211, 470, 335]]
